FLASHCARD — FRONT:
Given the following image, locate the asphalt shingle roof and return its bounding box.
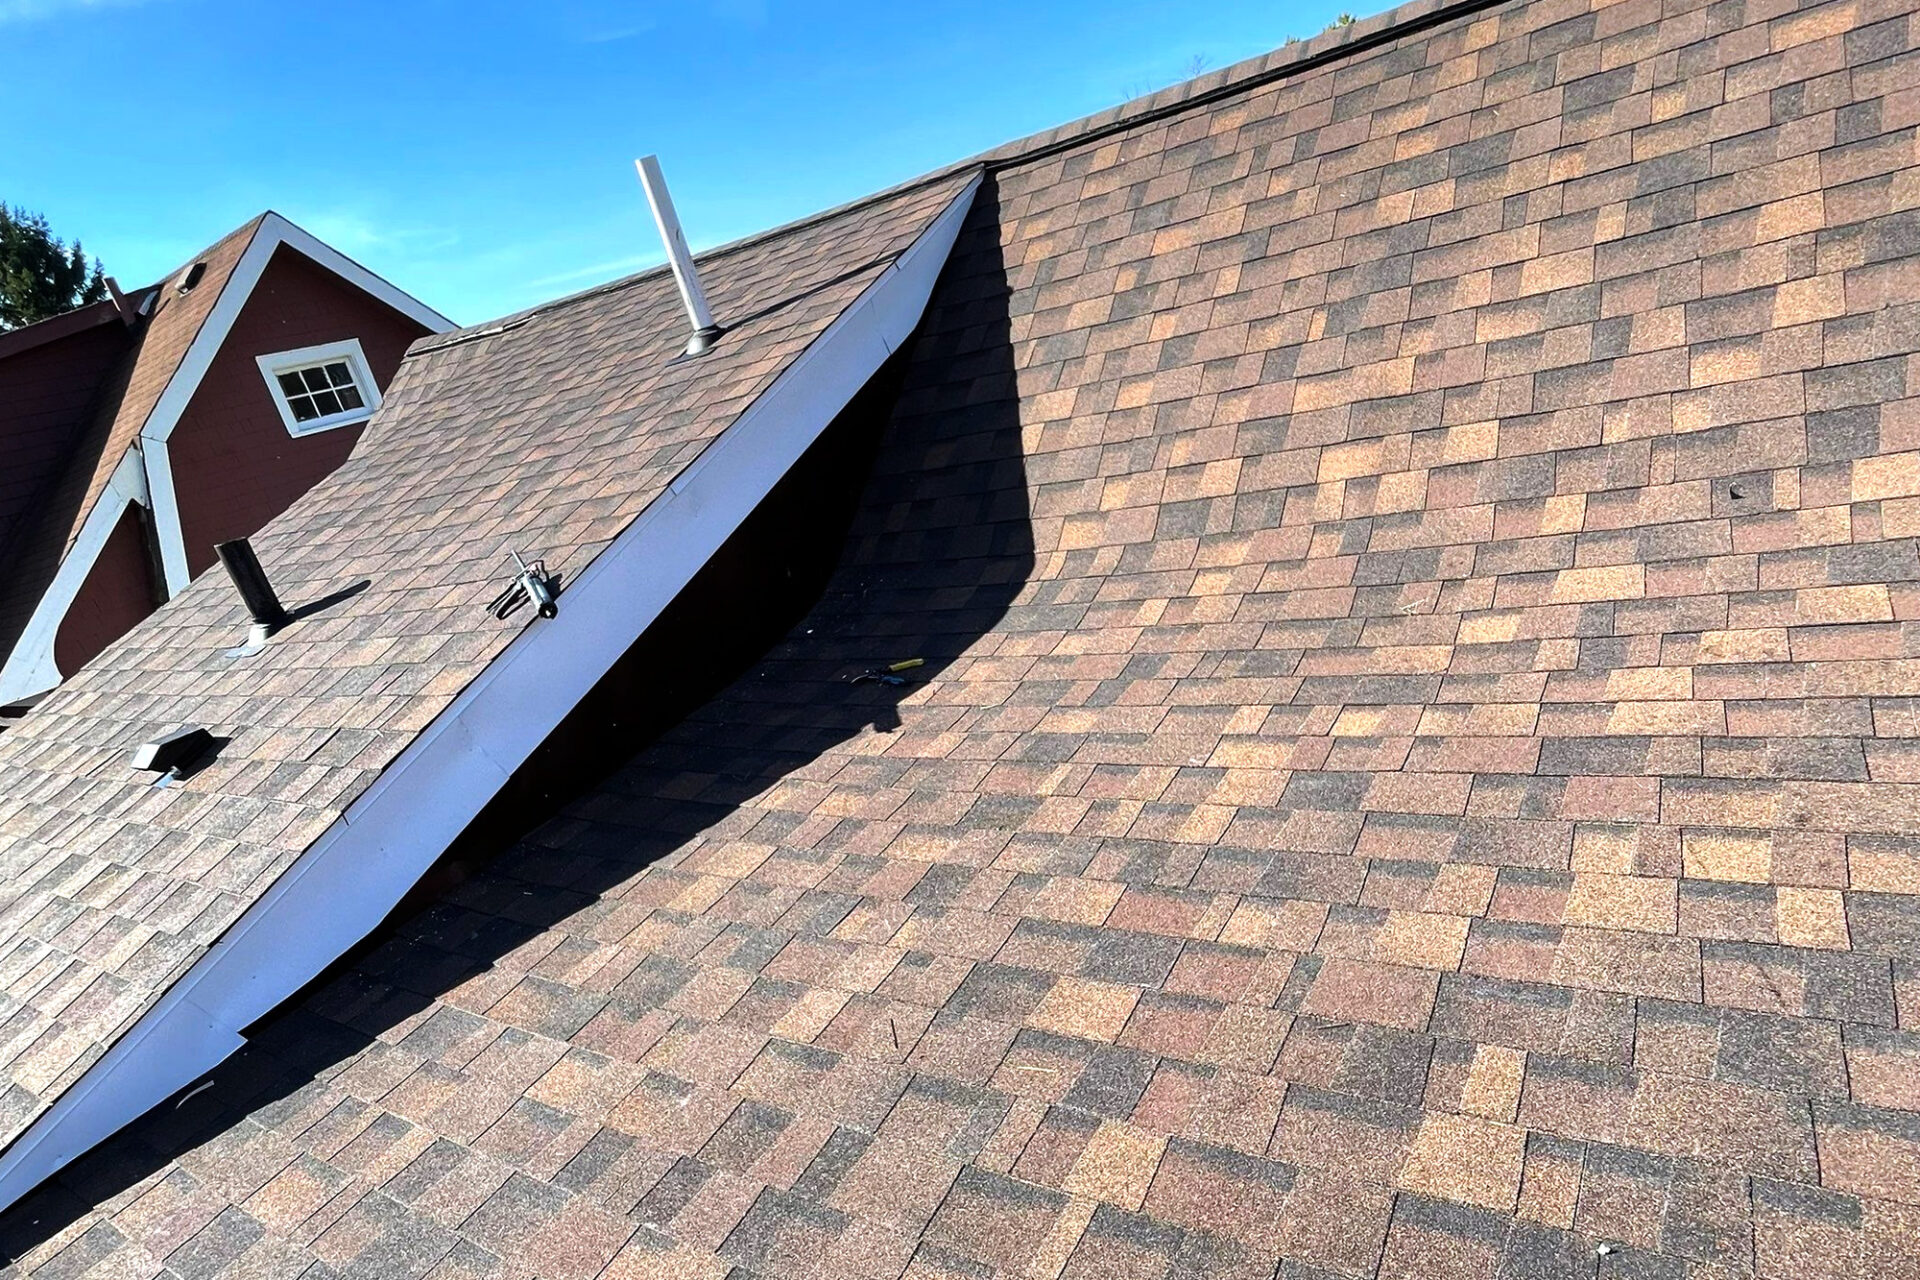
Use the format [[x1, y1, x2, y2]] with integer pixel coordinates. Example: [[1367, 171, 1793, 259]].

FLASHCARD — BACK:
[[9, 0, 1920, 1272], [0, 174, 973, 1165]]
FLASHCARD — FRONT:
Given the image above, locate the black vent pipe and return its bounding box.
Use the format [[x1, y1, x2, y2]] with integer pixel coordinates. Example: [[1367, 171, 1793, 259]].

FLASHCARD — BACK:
[[215, 538, 291, 630]]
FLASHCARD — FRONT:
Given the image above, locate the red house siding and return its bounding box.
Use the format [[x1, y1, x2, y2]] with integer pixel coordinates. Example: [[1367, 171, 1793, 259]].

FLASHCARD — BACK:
[[53, 502, 156, 676], [167, 246, 429, 577]]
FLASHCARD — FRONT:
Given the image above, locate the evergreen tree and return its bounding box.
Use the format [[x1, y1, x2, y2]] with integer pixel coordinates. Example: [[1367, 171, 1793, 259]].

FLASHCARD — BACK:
[[0, 205, 107, 331]]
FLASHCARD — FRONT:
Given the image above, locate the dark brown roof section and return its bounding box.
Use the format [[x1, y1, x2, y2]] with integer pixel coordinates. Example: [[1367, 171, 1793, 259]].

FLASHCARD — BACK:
[[0, 221, 264, 682], [0, 299, 128, 363], [0, 305, 135, 587]]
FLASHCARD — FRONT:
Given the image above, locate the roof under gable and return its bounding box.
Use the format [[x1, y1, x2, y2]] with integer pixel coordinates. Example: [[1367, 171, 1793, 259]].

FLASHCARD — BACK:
[[0, 170, 978, 1209], [0, 217, 274, 695], [0, 215, 458, 708], [9, 0, 1920, 1270], [0, 221, 266, 648]]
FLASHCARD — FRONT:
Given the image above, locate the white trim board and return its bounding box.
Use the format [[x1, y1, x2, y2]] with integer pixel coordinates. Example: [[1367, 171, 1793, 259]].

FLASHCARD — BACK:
[[0, 172, 982, 1214], [0, 450, 151, 708], [141, 213, 455, 595], [140, 439, 184, 605]]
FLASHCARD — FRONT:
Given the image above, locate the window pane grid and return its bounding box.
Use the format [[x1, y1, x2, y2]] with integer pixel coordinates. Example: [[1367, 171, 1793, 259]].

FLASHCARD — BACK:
[[275, 360, 367, 424]]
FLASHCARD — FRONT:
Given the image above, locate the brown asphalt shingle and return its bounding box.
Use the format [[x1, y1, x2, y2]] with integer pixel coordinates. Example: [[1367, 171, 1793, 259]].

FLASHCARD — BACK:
[[10, 0, 1920, 1273], [62, 219, 264, 557], [0, 175, 974, 1163]]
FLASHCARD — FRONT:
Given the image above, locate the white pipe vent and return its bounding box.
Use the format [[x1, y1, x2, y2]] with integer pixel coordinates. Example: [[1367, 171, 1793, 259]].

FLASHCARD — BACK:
[[635, 155, 724, 357]]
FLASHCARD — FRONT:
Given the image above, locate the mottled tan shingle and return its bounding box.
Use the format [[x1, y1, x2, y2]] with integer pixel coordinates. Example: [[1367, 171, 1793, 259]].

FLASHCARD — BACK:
[[11, 0, 1920, 1273]]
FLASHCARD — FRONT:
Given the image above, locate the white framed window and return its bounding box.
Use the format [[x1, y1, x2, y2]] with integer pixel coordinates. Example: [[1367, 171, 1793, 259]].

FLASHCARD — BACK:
[[255, 338, 380, 436]]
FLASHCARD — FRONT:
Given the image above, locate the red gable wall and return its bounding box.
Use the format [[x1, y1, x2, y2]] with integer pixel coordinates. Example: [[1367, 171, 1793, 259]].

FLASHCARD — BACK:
[[167, 245, 430, 578], [36, 246, 433, 685], [52, 503, 155, 676]]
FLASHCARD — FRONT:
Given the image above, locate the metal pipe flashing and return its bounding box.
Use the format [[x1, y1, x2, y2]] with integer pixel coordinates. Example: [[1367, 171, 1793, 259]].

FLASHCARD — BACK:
[[215, 538, 291, 658]]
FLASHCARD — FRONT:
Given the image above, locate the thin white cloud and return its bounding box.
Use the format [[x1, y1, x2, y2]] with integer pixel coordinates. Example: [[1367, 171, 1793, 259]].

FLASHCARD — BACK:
[[524, 253, 656, 290], [297, 209, 462, 260], [707, 0, 768, 27], [549, 0, 657, 44], [578, 20, 657, 43], [0, 0, 153, 24]]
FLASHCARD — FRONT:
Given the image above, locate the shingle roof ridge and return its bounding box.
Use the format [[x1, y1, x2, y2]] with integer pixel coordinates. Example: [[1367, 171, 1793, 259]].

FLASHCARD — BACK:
[[0, 214, 263, 362], [410, 168, 982, 356], [0, 299, 123, 362], [416, 0, 1502, 356]]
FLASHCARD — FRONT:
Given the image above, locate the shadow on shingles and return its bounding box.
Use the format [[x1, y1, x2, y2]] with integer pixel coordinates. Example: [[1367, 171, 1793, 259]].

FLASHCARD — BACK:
[[285, 578, 372, 625], [159, 735, 231, 785], [0, 174, 1033, 1265]]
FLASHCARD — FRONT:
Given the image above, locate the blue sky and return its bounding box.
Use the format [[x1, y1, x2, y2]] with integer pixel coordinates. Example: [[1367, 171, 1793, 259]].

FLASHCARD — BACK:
[[3, 0, 1356, 325]]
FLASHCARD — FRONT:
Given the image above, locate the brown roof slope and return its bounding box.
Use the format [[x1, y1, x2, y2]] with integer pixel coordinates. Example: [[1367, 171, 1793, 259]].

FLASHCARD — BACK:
[[11, 0, 1920, 1274], [0, 222, 261, 680], [59, 218, 265, 559], [0, 176, 972, 1159]]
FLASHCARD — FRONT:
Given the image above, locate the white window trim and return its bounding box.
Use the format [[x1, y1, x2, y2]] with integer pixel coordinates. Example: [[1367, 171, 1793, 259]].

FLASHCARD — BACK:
[[255, 338, 382, 437]]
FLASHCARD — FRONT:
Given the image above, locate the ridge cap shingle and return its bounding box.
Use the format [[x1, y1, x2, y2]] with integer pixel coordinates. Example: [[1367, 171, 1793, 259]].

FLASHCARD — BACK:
[[415, 0, 1500, 353]]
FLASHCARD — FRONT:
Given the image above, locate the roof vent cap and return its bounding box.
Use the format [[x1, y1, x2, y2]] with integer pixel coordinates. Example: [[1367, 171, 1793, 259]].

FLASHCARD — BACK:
[[215, 537, 291, 656], [104, 277, 140, 327], [173, 261, 206, 295], [132, 725, 215, 779]]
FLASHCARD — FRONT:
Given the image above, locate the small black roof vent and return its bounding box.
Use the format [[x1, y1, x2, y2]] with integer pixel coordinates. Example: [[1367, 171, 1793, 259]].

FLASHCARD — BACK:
[[131, 725, 215, 780]]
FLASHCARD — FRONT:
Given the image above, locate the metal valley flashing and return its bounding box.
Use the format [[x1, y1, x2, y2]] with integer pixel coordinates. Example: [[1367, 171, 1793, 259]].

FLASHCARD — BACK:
[[0, 171, 983, 1212]]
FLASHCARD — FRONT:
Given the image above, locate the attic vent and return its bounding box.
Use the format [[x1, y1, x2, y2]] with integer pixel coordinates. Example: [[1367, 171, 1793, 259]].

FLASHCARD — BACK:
[[132, 725, 215, 780], [174, 261, 206, 294]]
